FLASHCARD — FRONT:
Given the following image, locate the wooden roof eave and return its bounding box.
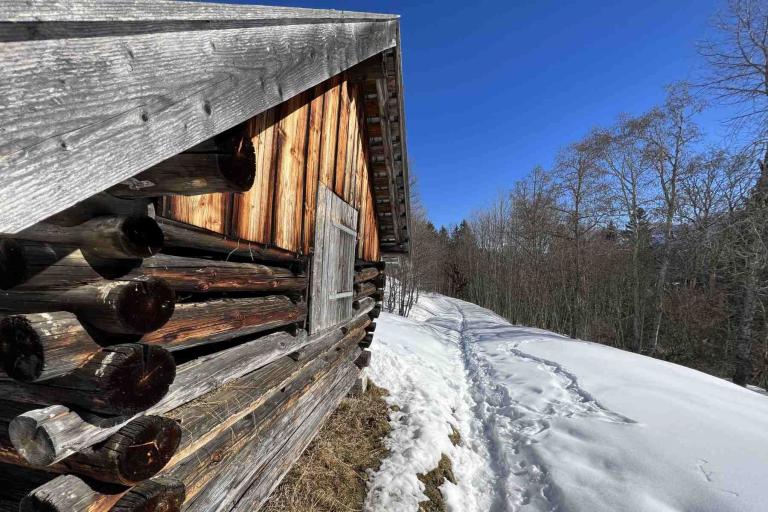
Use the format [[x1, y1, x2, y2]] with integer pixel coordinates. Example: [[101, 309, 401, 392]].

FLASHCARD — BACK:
[[392, 34, 412, 257], [0, 0, 399, 233]]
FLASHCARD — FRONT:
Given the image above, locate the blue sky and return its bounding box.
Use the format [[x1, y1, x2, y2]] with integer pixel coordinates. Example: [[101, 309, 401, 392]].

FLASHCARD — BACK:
[[234, 0, 733, 228]]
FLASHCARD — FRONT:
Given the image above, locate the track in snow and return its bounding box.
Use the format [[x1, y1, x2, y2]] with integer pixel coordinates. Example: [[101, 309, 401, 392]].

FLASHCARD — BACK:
[[445, 297, 634, 512]]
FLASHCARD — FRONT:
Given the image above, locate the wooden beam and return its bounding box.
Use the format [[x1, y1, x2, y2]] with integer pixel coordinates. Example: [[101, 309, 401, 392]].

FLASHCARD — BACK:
[[0, 3, 398, 233], [19, 474, 185, 512], [0, 343, 176, 415], [7, 328, 329, 464], [1, 412, 181, 484], [6, 243, 306, 294], [139, 296, 307, 351], [0, 278, 176, 335], [158, 218, 301, 264]]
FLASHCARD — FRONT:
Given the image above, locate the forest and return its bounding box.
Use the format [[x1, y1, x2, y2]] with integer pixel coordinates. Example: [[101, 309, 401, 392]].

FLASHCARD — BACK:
[[386, 0, 768, 388]]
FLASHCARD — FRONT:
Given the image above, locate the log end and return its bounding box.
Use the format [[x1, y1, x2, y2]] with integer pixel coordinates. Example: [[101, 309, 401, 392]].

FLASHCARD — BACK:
[[0, 315, 44, 382], [111, 477, 185, 512], [8, 413, 57, 467], [0, 239, 27, 290], [116, 278, 176, 333], [217, 129, 256, 192], [120, 216, 164, 258], [99, 344, 176, 414], [114, 416, 182, 484]]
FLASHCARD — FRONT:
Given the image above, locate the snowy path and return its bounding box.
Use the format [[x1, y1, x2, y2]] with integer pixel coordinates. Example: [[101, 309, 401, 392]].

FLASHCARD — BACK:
[[365, 293, 768, 512]]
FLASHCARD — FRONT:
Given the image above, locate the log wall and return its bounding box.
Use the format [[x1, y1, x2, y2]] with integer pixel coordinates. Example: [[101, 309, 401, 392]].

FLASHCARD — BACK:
[[0, 86, 388, 512], [0, 7, 395, 507], [161, 71, 381, 262]]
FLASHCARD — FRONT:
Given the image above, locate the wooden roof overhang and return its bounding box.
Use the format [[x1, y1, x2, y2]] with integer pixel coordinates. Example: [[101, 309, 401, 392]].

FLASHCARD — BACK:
[[0, 0, 410, 257], [348, 50, 411, 256]]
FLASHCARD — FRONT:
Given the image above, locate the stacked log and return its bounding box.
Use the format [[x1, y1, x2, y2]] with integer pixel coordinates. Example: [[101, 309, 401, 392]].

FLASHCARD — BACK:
[[0, 125, 382, 511], [352, 262, 384, 391]]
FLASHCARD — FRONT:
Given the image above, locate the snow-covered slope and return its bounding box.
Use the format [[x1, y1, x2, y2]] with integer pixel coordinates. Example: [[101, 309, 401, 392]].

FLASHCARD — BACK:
[[365, 293, 768, 512]]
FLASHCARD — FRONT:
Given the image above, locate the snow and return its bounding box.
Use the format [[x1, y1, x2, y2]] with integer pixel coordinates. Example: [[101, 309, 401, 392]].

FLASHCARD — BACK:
[[365, 293, 768, 512]]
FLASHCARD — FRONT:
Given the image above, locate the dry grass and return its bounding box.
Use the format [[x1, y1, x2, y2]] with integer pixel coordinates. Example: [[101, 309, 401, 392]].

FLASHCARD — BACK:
[[448, 424, 461, 447], [417, 454, 456, 512], [262, 382, 392, 512]]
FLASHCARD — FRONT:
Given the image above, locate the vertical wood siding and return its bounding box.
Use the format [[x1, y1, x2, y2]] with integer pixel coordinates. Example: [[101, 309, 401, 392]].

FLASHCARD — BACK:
[[272, 93, 310, 253], [231, 108, 277, 244], [163, 71, 380, 261]]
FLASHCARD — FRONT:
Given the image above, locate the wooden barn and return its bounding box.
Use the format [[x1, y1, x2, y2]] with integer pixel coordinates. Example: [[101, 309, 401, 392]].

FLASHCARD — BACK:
[[0, 1, 410, 510]]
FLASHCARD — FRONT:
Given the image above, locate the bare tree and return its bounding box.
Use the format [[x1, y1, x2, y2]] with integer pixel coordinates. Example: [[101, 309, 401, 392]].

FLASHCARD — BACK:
[[699, 0, 768, 143], [553, 135, 612, 337], [595, 116, 653, 352], [700, 0, 768, 385], [639, 83, 703, 355]]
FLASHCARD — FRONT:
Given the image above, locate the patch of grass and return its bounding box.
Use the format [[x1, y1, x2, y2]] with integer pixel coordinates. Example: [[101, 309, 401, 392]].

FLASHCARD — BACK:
[[417, 454, 456, 512], [262, 382, 392, 512], [448, 424, 461, 446]]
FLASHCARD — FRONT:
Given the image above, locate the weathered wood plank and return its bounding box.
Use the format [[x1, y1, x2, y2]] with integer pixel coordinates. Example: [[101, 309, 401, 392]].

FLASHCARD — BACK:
[[163, 193, 230, 235], [0, 1, 397, 22], [272, 93, 309, 253], [231, 108, 277, 244], [343, 82, 360, 204], [162, 329, 363, 509], [227, 366, 358, 511], [302, 85, 325, 255], [318, 76, 342, 188], [333, 79, 351, 197], [182, 351, 360, 511], [0, 14, 398, 233]]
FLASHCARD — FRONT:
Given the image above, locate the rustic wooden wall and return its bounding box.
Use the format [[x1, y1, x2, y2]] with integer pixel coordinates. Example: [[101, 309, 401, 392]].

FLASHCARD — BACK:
[[161, 72, 381, 262]]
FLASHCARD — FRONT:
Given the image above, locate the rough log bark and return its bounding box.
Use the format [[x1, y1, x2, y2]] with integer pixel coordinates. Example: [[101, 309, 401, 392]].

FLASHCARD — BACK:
[[166, 325, 363, 467], [340, 313, 372, 335], [158, 217, 301, 264], [353, 296, 375, 311], [140, 296, 307, 351], [353, 282, 376, 301], [0, 278, 176, 334], [11, 216, 164, 260], [354, 267, 379, 283], [354, 350, 371, 369], [43, 194, 151, 228], [19, 474, 184, 512], [0, 239, 26, 290], [0, 464, 53, 511], [0, 343, 176, 415], [168, 336, 362, 510], [0, 312, 102, 383], [9, 329, 317, 464], [359, 333, 374, 348], [355, 260, 386, 271], [109, 127, 256, 198], [1, 410, 180, 484], [6, 242, 306, 294], [222, 367, 358, 511]]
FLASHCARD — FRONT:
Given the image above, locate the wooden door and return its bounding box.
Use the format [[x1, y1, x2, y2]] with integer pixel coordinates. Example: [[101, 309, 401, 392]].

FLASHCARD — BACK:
[[310, 184, 358, 334]]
